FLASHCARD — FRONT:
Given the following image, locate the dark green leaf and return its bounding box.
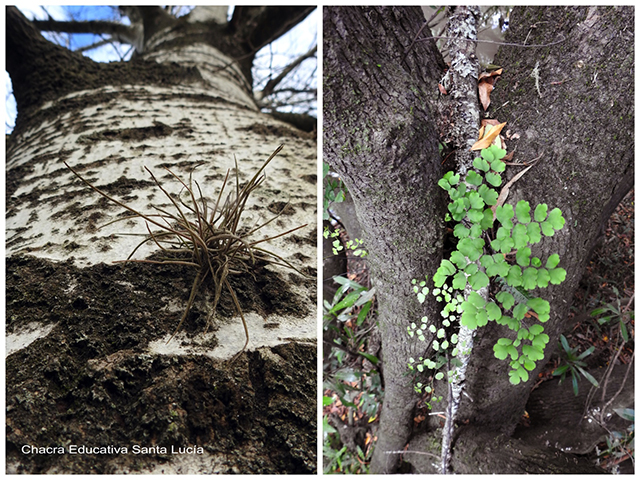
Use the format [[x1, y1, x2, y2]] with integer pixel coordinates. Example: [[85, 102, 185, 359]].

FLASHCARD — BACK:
[[359, 352, 379, 365], [331, 291, 360, 313], [357, 301, 372, 325], [553, 364, 569, 376], [613, 408, 635, 422], [576, 345, 595, 361], [576, 366, 599, 388]]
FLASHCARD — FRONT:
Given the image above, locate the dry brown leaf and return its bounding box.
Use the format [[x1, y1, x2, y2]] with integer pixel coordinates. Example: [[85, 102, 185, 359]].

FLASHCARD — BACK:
[[479, 82, 494, 110], [477, 69, 503, 110], [483, 120, 508, 150], [470, 122, 506, 150], [482, 119, 501, 129], [438, 83, 447, 95], [478, 68, 503, 81]]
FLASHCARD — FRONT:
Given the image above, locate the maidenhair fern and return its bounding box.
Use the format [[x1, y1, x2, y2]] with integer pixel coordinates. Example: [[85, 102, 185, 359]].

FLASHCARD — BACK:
[[410, 143, 566, 386]]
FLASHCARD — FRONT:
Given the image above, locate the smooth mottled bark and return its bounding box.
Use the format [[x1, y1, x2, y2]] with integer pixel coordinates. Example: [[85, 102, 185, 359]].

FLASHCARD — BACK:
[[6, 6, 317, 474]]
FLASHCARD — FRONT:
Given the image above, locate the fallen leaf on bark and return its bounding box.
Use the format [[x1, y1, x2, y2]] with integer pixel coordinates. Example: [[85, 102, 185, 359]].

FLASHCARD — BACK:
[[478, 68, 503, 110], [471, 121, 506, 150]]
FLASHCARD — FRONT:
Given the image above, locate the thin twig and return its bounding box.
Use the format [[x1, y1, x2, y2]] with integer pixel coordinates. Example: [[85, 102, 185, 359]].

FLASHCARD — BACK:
[[600, 349, 634, 425], [385, 449, 440, 459]]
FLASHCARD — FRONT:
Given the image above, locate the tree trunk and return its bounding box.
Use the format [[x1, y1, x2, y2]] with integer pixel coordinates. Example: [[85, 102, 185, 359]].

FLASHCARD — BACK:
[[323, 6, 633, 474], [324, 7, 450, 473], [6, 7, 317, 474]]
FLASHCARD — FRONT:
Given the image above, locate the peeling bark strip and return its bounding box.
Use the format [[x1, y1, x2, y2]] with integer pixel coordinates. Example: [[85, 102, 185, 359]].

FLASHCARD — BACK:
[[440, 6, 481, 174], [438, 6, 482, 475]]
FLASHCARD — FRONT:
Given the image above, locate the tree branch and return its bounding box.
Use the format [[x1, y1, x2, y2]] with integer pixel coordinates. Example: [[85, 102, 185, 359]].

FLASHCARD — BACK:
[[258, 45, 317, 102], [32, 18, 133, 39], [32, 13, 144, 52], [230, 6, 315, 53]]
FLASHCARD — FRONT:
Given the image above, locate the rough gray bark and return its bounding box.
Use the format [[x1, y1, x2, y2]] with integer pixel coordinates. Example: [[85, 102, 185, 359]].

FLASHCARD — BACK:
[[6, 6, 317, 474], [323, 6, 447, 474], [324, 5, 633, 474], [447, 4, 634, 431], [516, 363, 634, 455]]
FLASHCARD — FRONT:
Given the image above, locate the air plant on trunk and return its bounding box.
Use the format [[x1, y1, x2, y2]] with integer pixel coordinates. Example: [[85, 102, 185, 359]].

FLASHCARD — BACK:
[[65, 145, 307, 362]]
